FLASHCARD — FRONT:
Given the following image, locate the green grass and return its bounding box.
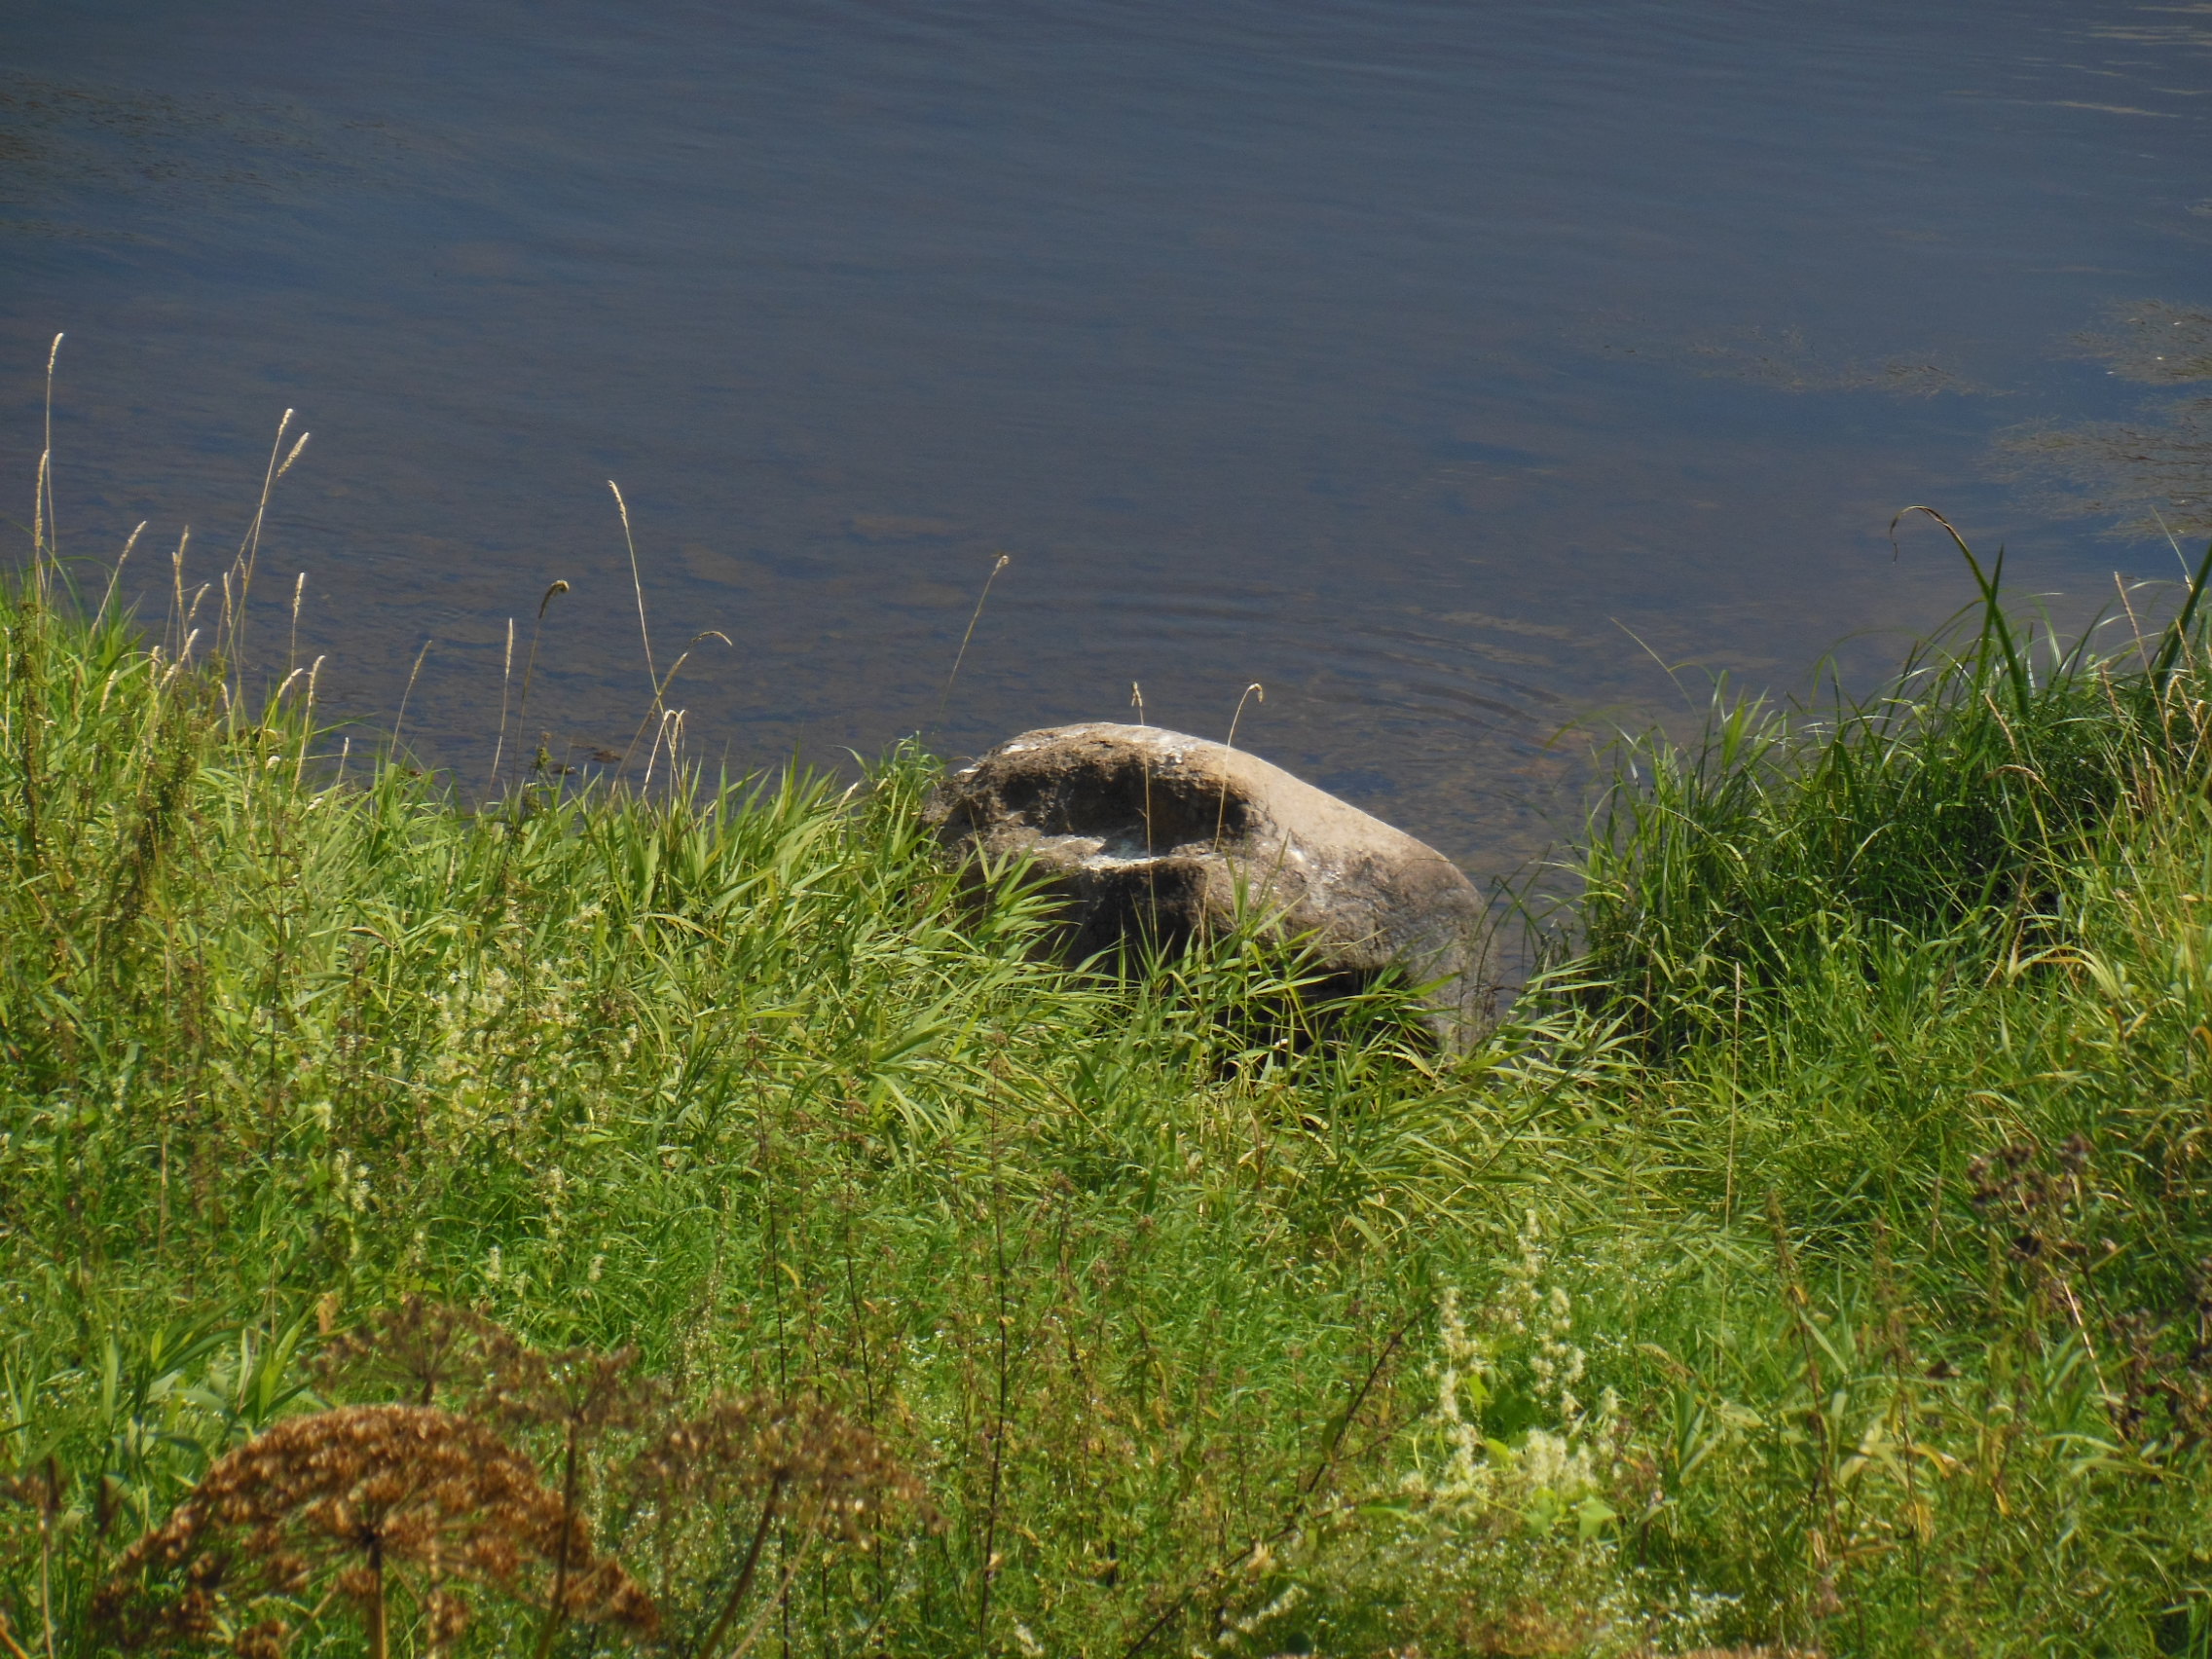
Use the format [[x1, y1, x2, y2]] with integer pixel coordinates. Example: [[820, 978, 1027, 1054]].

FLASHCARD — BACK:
[[6, 489, 2212, 1656]]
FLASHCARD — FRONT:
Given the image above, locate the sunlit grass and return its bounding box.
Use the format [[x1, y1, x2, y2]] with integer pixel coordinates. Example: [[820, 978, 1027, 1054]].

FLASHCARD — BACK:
[[5, 418, 2212, 1652]]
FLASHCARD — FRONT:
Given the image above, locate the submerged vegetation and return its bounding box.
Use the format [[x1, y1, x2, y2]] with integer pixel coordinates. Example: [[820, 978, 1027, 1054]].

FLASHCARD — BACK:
[[1997, 301, 2212, 543], [8, 426, 2212, 1655]]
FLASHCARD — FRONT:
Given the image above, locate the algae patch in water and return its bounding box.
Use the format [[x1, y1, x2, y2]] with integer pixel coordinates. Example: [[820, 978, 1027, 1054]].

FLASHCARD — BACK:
[[1995, 301, 2212, 541], [1584, 316, 1986, 397]]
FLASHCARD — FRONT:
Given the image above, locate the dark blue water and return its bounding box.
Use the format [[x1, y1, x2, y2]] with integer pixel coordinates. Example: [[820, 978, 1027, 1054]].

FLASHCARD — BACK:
[[4, 0, 2209, 867]]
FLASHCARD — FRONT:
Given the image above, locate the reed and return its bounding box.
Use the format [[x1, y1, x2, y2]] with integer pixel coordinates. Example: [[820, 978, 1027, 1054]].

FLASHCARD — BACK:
[[1567, 517, 2212, 1053]]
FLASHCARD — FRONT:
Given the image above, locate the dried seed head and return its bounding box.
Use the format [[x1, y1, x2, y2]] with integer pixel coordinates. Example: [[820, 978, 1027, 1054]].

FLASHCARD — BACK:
[[484, 1342, 660, 1440], [631, 1392, 926, 1540], [99, 1405, 657, 1651], [313, 1296, 509, 1408]]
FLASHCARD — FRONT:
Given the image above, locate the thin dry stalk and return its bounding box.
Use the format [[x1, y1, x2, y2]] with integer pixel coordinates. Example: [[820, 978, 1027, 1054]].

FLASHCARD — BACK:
[[719, 1526, 822, 1659], [617, 632, 729, 778], [507, 581, 569, 795], [392, 639, 435, 753], [473, 1339, 660, 1659], [1120, 1321, 1409, 1659], [34, 333, 60, 606], [167, 533, 190, 658], [2113, 571, 2156, 678], [1, 1456, 66, 1659], [2151, 502, 2194, 574], [489, 617, 516, 793], [608, 480, 658, 698], [226, 409, 311, 673], [629, 1390, 921, 1659], [288, 572, 307, 675], [933, 553, 1012, 733], [1131, 682, 1155, 852], [95, 522, 146, 626], [294, 656, 325, 787], [642, 709, 684, 793], [1212, 682, 1264, 850], [691, 1487, 783, 1659], [38, 1481, 55, 1659], [31, 454, 50, 608]]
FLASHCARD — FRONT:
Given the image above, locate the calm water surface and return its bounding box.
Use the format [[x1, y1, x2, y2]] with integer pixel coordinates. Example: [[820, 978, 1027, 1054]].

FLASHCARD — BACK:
[[4, 0, 2210, 870]]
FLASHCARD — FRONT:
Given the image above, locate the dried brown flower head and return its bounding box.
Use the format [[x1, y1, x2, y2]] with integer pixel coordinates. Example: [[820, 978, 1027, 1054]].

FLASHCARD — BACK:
[[0, 1455, 65, 1521], [312, 1297, 506, 1409], [634, 1391, 922, 1534], [628, 1394, 926, 1659], [484, 1341, 660, 1440], [99, 1404, 656, 1657]]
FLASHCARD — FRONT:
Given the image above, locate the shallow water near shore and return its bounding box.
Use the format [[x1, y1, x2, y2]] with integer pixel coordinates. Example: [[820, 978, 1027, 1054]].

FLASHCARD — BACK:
[[3, 0, 2209, 873]]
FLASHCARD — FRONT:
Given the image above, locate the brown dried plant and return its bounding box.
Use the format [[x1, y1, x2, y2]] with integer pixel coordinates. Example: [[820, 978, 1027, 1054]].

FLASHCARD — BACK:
[[0, 1456, 66, 1659], [311, 1296, 505, 1408], [322, 1301, 666, 1657], [629, 1392, 925, 1659], [96, 1404, 656, 1659], [482, 1341, 658, 1442], [479, 1339, 664, 1658]]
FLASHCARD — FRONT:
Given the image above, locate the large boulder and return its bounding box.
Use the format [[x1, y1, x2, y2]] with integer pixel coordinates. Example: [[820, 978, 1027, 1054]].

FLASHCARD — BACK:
[[926, 722, 1491, 1047]]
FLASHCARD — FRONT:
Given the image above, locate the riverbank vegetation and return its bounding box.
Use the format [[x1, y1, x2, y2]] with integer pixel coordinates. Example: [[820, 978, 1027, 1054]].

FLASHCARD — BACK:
[[6, 497, 2212, 1657]]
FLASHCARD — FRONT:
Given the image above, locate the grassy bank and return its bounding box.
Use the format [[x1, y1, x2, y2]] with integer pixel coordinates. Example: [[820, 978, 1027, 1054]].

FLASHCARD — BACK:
[[5, 511, 2212, 1657]]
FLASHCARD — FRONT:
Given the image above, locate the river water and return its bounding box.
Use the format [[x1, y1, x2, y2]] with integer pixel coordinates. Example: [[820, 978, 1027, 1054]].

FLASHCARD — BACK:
[[4, 0, 2209, 873]]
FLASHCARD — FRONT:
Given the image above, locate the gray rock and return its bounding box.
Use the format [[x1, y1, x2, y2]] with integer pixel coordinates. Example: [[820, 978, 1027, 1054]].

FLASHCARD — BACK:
[[927, 722, 1492, 1047]]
